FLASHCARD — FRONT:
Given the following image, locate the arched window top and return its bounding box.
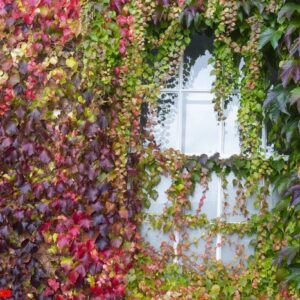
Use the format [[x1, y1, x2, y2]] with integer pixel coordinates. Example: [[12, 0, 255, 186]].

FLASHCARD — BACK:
[[154, 33, 240, 157]]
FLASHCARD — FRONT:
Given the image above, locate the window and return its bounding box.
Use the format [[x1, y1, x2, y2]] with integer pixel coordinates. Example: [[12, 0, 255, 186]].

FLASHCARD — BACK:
[[141, 33, 274, 264], [153, 33, 240, 157]]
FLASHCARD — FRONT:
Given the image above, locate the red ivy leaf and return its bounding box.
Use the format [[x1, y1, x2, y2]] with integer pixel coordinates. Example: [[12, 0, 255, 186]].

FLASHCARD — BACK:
[[68, 270, 79, 284], [48, 279, 60, 292], [72, 211, 91, 229], [69, 225, 80, 237], [44, 287, 54, 297]]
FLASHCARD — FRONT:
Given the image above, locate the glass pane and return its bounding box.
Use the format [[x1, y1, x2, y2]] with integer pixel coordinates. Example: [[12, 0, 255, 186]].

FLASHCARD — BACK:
[[145, 175, 172, 214], [183, 33, 214, 91], [188, 173, 219, 219], [163, 69, 180, 90], [183, 93, 220, 155], [223, 97, 240, 156], [221, 234, 254, 266], [183, 229, 216, 264], [223, 173, 267, 223], [153, 93, 179, 150], [223, 173, 257, 222], [140, 221, 172, 252], [183, 50, 214, 91]]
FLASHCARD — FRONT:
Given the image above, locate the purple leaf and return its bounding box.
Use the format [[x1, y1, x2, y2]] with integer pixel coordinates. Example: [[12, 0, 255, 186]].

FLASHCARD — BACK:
[[280, 60, 294, 87], [20, 183, 31, 194], [21, 239, 38, 253], [75, 264, 86, 278], [89, 262, 103, 275], [92, 214, 106, 225], [95, 235, 109, 251], [161, 0, 169, 7], [30, 108, 41, 121], [86, 187, 99, 202], [0, 137, 12, 149], [57, 234, 71, 249], [40, 150, 51, 163], [291, 194, 300, 206], [0, 225, 10, 238], [290, 36, 300, 56], [99, 224, 109, 237], [15, 107, 25, 119], [286, 184, 300, 194], [5, 121, 18, 136], [83, 90, 93, 103], [100, 157, 114, 171], [292, 63, 300, 84], [99, 114, 108, 129], [111, 237, 123, 248], [22, 142, 35, 156], [198, 154, 208, 165], [88, 166, 96, 180], [37, 203, 49, 214], [19, 62, 28, 75]]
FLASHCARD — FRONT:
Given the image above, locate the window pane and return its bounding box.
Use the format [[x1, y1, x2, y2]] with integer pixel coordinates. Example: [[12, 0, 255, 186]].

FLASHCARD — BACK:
[[183, 93, 220, 155], [140, 221, 172, 252], [223, 97, 240, 156], [141, 176, 173, 251], [221, 172, 278, 223], [221, 234, 254, 266], [164, 71, 180, 90], [187, 173, 219, 219], [183, 229, 216, 264], [145, 175, 172, 214], [153, 93, 179, 150], [182, 33, 214, 91], [183, 50, 215, 91], [223, 172, 258, 222]]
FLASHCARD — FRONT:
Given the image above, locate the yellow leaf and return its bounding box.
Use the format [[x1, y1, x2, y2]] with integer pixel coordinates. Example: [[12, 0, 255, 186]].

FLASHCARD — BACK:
[[66, 57, 78, 70]]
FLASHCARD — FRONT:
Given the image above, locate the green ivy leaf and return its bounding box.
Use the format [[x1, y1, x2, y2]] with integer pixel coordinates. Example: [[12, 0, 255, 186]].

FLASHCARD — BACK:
[[175, 183, 184, 192], [290, 87, 300, 105], [163, 221, 172, 233], [259, 28, 283, 49], [278, 3, 300, 23]]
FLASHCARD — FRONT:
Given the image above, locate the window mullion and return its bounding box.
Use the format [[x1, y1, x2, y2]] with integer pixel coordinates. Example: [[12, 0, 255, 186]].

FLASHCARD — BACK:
[[216, 176, 223, 261], [177, 57, 184, 152], [216, 100, 225, 261], [173, 57, 185, 261]]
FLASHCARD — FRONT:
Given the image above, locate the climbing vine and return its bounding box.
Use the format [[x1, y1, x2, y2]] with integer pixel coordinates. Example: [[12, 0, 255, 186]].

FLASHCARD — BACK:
[[0, 0, 299, 299]]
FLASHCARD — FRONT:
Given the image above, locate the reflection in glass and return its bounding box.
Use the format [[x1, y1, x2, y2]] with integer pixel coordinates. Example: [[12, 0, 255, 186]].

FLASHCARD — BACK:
[[140, 221, 172, 252], [183, 50, 215, 91], [153, 93, 179, 150], [221, 234, 254, 267], [188, 173, 219, 219], [183, 229, 216, 265], [145, 176, 172, 214], [223, 96, 240, 156], [222, 172, 258, 223]]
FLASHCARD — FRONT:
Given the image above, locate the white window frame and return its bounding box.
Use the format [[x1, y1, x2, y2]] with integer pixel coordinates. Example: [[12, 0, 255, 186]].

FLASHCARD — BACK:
[[145, 43, 270, 263], [160, 57, 227, 157], [158, 57, 228, 260]]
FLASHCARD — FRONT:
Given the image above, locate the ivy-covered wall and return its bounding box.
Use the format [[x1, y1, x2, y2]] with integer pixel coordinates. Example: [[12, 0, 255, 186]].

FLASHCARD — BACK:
[[0, 0, 299, 299]]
